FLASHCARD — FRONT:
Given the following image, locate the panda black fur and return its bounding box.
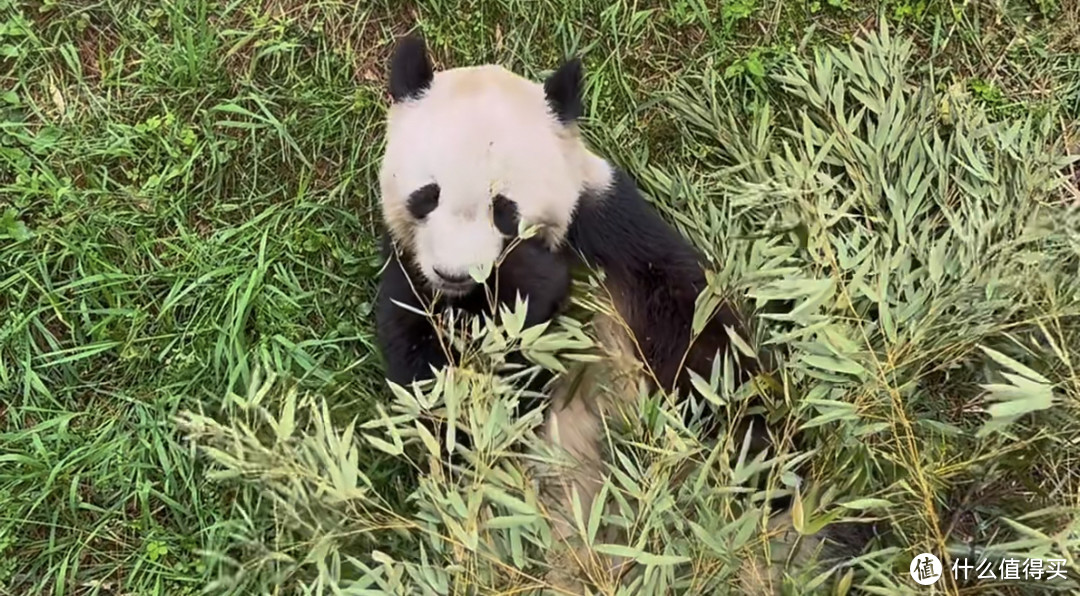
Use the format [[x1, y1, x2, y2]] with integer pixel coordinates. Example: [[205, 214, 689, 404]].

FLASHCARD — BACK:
[[567, 167, 761, 396], [373, 33, 872, 593]]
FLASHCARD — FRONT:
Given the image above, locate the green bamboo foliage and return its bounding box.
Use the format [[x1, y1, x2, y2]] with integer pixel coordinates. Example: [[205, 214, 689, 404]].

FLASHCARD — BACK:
[[182, 21, 1080, 595]]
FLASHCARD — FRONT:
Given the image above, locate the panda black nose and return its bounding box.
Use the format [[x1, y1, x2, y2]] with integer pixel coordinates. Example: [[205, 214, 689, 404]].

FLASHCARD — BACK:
[[433, 268, 470, 284]]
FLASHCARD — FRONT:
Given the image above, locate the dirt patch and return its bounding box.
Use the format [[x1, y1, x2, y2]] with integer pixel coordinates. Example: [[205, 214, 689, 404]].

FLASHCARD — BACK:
[[1046, 2, 1080, 54], [217, 1, 419, 89], [188, 208, 215, 240], [77, 23, 123, 84], [350, 7, 420, 86], [312, 156, 339, 192], [1063, 127, 1080, 206]]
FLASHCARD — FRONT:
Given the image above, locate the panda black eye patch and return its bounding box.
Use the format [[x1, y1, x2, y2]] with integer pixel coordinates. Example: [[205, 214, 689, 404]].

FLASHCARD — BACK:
[[406, 184, 440, 219], [491, 194, 519, 236]]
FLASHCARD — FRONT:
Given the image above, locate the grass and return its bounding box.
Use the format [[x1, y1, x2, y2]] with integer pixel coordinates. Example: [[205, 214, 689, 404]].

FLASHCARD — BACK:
[[2, 0, 1080, 594]]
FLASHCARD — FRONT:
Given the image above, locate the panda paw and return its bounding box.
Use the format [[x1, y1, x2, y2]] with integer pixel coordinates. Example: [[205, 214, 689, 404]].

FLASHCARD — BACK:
[[494, 239, 572, 328]]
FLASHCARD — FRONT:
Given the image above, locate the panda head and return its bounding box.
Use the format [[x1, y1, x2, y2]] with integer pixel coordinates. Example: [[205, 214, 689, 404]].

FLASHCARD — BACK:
[[378, 34, 613, 298]]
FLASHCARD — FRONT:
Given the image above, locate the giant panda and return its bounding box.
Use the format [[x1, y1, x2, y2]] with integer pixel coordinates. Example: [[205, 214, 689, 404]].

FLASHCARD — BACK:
[[373, 33, 876, 593], [374, 31, 756, 438]]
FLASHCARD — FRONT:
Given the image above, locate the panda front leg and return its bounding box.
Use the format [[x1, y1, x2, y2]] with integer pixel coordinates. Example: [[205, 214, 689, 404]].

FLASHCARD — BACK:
[[374, 242, 454, 387], [493, 237, 573, 328], [490, 237, 573, 403], [374, 243, 482, 460], [375, 300, 449, 387]]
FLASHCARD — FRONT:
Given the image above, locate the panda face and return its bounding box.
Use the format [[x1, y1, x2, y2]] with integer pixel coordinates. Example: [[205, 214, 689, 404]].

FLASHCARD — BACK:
[[378, 36, 613, 298], [399, 176, 525, 297], [380, 66, 584, 297]]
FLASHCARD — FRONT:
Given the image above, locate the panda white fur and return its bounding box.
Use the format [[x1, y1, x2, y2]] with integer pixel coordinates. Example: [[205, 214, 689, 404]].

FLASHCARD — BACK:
[[374, 34, 874, 593]]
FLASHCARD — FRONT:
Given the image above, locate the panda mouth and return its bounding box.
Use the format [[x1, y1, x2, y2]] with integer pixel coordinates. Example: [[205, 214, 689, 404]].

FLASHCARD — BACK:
[[432, 279, 476, 297]]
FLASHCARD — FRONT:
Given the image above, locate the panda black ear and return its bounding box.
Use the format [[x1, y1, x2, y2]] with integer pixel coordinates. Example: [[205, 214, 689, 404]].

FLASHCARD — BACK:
[[389, 33, 434, 102], [544, 57, 584, 124]]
